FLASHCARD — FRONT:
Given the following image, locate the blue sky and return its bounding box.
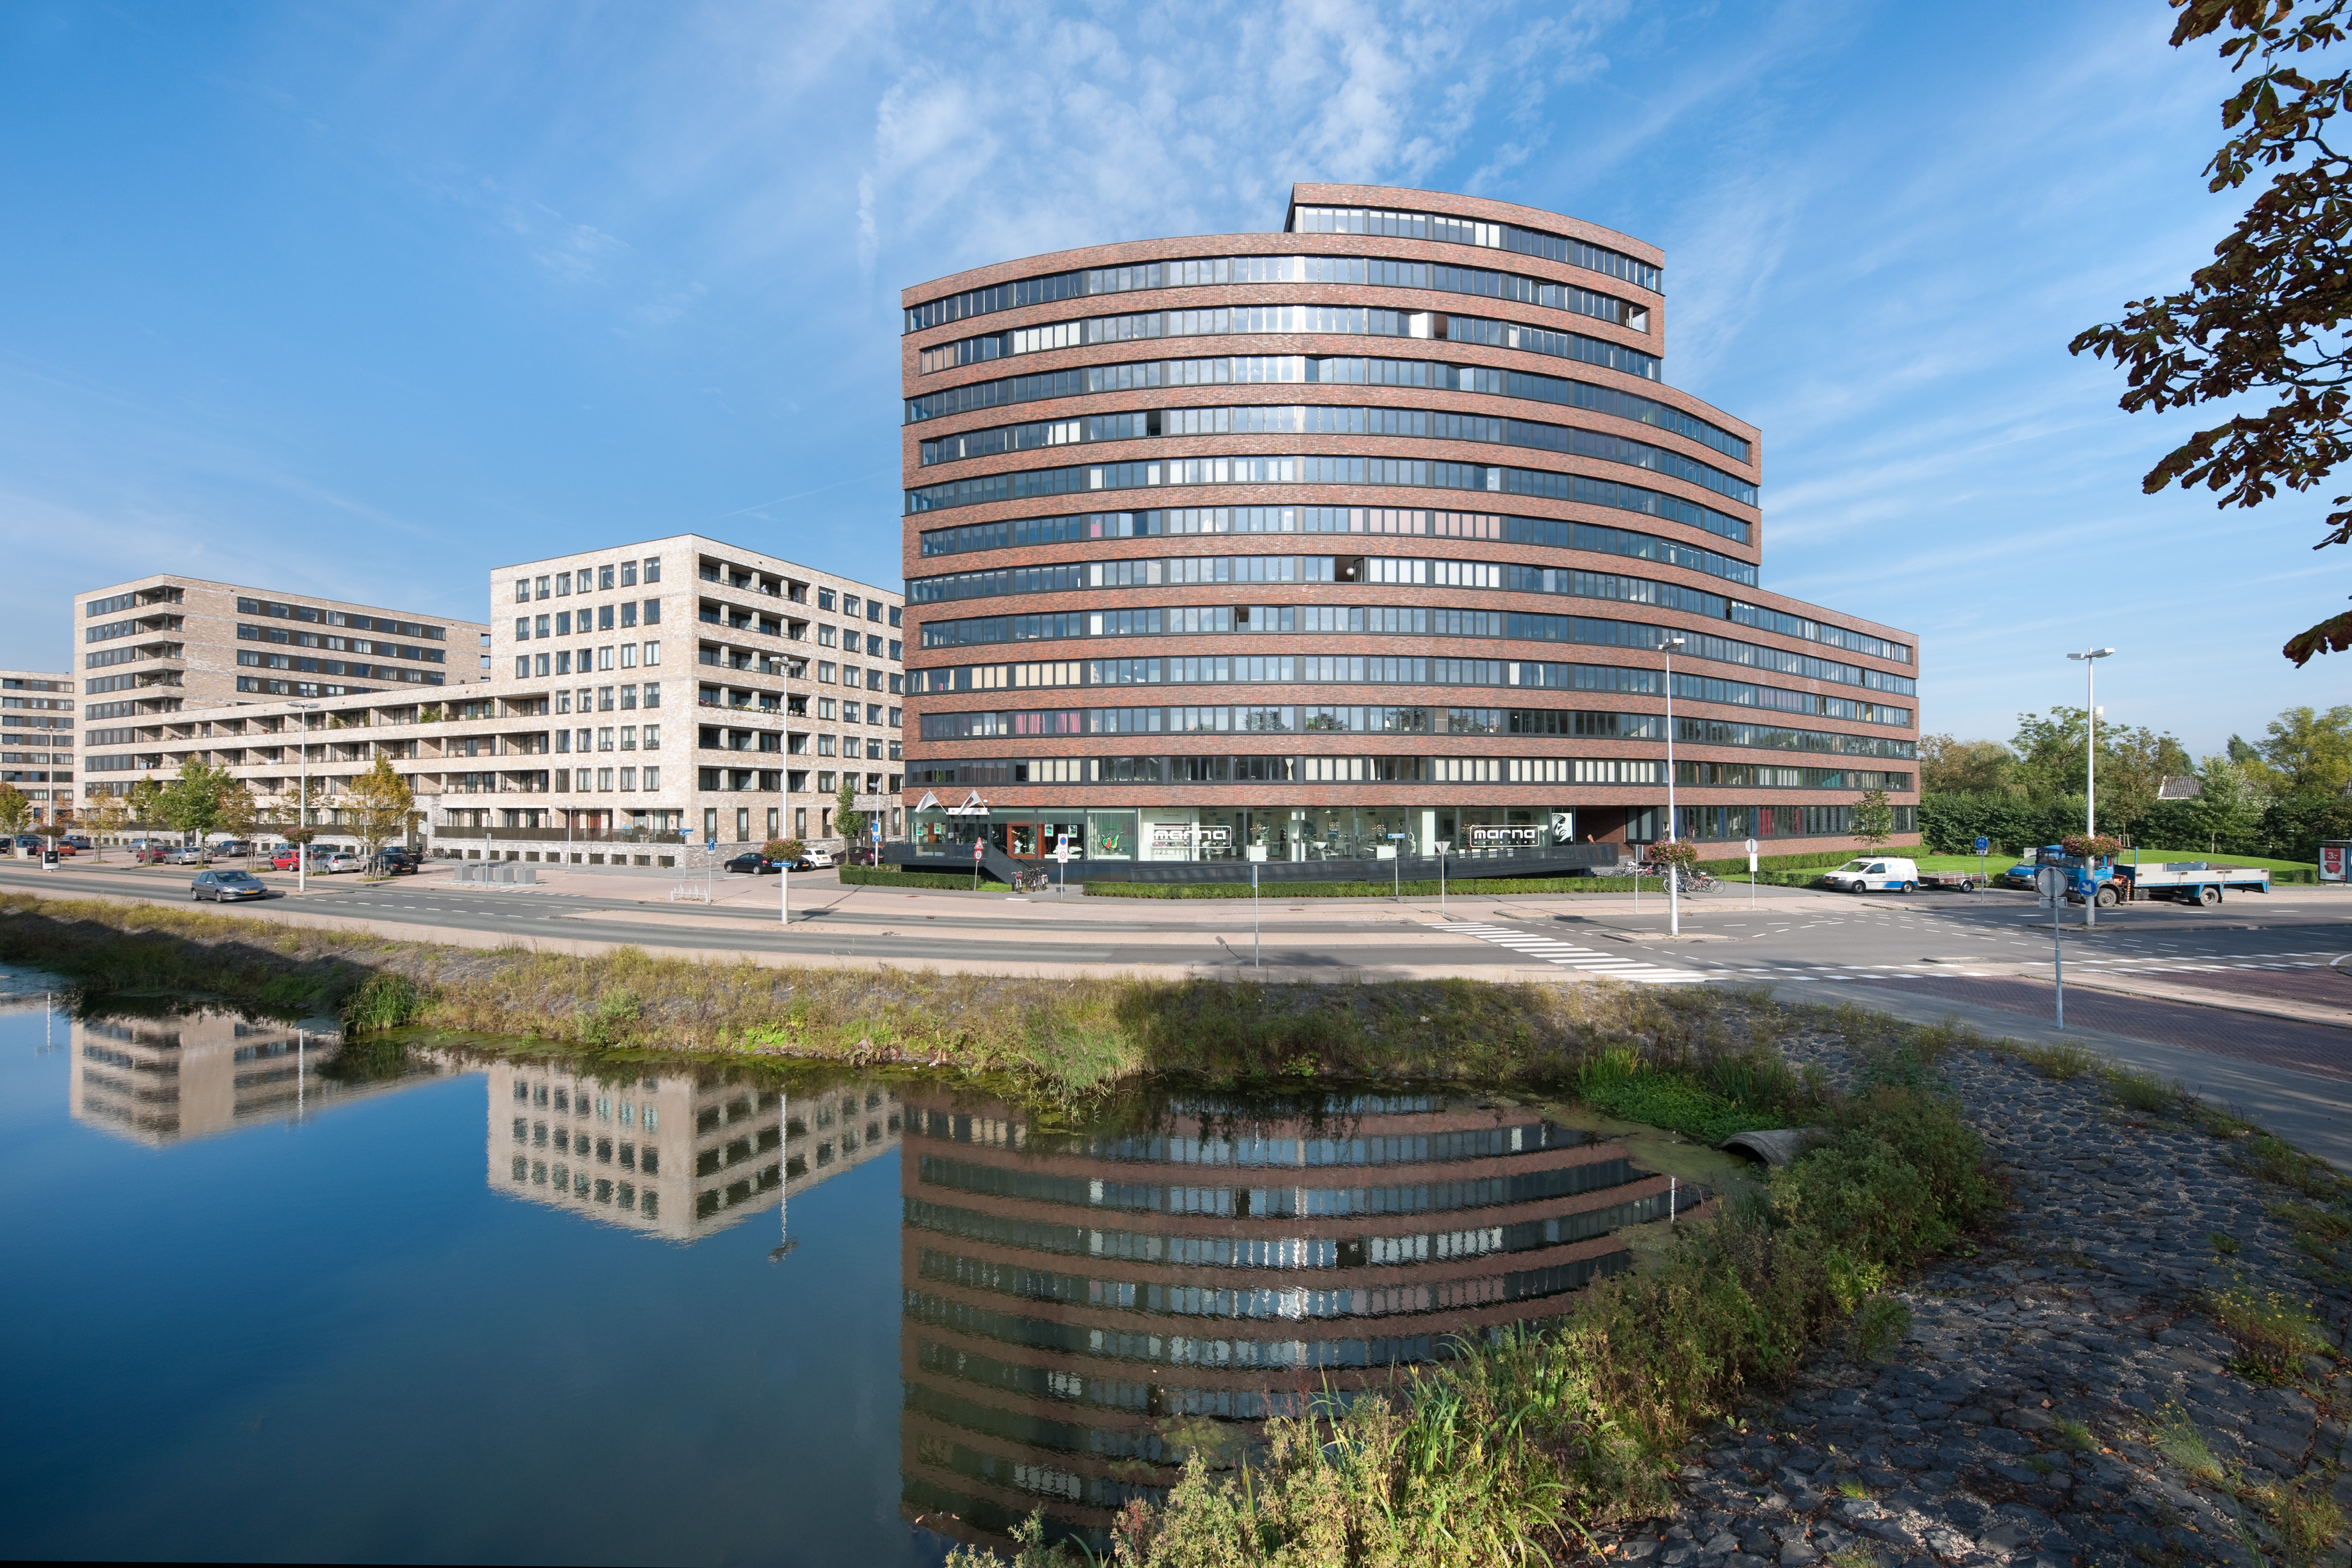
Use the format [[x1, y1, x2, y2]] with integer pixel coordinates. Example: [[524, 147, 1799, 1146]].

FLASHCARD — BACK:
[[1, 0, 2339, 755]]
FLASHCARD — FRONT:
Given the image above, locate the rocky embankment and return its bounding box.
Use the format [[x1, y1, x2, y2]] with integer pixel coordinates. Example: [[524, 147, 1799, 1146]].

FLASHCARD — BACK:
[[1595, 1040, 2352, 1568]]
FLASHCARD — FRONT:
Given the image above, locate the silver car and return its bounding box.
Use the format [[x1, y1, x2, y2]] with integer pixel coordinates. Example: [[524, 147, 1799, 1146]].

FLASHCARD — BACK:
[[321, 852, 365, 874], [191, 869, 270, 902]]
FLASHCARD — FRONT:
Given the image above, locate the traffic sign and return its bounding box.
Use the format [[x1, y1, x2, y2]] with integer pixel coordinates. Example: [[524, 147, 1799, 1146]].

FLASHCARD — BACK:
[[1743, 837, 1758, 855], [972, 843, 984, 862], [706, 837, 716, 851], [1974, 836, 1990, 856]]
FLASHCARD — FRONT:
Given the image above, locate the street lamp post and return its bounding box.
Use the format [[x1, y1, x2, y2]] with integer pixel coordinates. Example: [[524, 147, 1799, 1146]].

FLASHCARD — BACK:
[[291, 703, 319, 894], [2067, 648, 2116, 927], [1661, 633, 1687, 937]]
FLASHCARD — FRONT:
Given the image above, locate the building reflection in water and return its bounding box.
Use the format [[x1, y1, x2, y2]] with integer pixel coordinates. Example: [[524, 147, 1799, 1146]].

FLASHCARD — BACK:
[[69, 1009, 448, 1146], [483, 1059, 902, 1243], [896, 1089, 1699, 1553]]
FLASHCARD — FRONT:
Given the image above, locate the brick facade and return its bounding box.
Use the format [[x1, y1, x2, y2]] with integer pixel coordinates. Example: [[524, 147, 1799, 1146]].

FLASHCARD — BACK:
[[898, 184, 1919, 872]]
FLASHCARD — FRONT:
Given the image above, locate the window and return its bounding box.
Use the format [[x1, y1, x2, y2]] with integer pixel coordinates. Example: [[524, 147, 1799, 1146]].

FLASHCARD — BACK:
[[619, 602, 637, 629], [888, 640, 903, 661], [817, 736, 835, 755], [643, 598, 661, 625], [598, 686, 615, 711], [556, 651, 571, 675], [553, 611, 569, 635], [599, 565, 616, 590], [619, 767, 636, 789], [597, 646, 614, 670], [515, 579, 531, 603], [597, 767, 613, 790], [514, 656, 530, 678], [818, 662, 836, 682], [598, 605, 615, 631], [817, 588, 836, 610], [888, 706, 902, 726], [817, 772, 836, 793], [817, 626, 836, 648], [642, 765, 659, 789], [620, 561, 637, 588], [556, 691, 571, 714], [888, 606, 902, 627], [619, 645, 637, 668], [843, 594, 862, 617], [619, 726, 636, 750], [642, 641, 660, 666], [643, 557, 661, 583], [556, 572, 572, 595], [642, 682, 661, 708], [641, 724, 659, 746], [480, 632, 492, 648]]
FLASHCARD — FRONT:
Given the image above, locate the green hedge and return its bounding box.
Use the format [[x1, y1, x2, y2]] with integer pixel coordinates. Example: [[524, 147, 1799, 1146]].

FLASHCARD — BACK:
[[840, 864, 1009, 890]]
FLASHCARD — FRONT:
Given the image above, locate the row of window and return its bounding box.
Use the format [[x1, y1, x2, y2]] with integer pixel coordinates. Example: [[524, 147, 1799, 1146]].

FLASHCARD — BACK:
[[557, 724, 661, 753], [1287, 204, 1662, 292], [233, 652, 447, 684], [916, 705, 1915, 757], [905, 656, 1913, 727], [239, 623, 447, 662], [514, 599, 661, 638], [83, 588, 183, 617], [514, 643, 662, 679], [84, 645, 175, 668], [905, 453, 1751, 545], [512, 558, 663, 603], [696, 767, 892, 794], [917, 506, 1755, 586], [901, 755, 1913, 793], [85, 614, 180, 643], [907, 554, 1903, 663], [918, 305, 1661, 383], [917, 404, 1755, 507], [904, 353, 1748, 463], [905, 248, 1649, 337], [236, 597, 446, 639], [917, 604, 1915, 694], [556, 682, 661, 712], [228, 676, 372, 698]]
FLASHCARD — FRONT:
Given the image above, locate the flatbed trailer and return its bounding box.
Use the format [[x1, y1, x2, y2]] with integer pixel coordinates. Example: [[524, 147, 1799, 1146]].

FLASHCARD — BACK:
[[1917, 870, 1989, 892], [2110, 861, 2270, 907]]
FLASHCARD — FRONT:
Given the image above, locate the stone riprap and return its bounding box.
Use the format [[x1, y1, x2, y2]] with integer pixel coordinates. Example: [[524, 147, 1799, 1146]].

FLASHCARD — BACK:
[[1592, 1037, 2351, 1568]]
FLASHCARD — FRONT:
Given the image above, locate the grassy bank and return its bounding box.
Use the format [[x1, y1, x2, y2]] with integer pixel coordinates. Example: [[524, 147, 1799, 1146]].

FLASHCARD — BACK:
[[0, 890, 1796, 1095], [963, 1018, 2001, 1565]]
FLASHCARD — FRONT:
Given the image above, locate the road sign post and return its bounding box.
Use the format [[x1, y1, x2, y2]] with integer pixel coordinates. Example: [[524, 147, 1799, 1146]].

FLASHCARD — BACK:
[[1388, 832, 1407, 900], [1975, 834, 1990, 891], [1745, 836, 1759, 909], [1251, 861, 1260, 967], [2037, 864, 2067, 1029], [1055, 833, 1071, 901], [972, 839, 982, 892], [1435, 839, 1452, 917]]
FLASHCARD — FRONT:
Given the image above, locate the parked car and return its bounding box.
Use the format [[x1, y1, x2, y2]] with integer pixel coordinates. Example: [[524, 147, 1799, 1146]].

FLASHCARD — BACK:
[[191, 869, 270, 902], [211, 840, 252, 860], [841, 845, 882, 867], [270, 847, 302, 872], [131, 845, 173, 864], [161, 846, 207, 866], [62, 836, 92, 852], [799, 846, 836, 869], [48, 840, 76, 856], [723, 852, 786, 875], [375, 847, 420, 874], [321, 852, 364, 874], [1821, 856, 1920, 895]]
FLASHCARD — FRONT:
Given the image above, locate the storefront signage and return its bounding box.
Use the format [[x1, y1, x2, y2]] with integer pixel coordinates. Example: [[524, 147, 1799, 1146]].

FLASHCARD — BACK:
[[1470, 825, 1541, 846], [945, 791, 990, 817], [1148, 824, 1230, 851]]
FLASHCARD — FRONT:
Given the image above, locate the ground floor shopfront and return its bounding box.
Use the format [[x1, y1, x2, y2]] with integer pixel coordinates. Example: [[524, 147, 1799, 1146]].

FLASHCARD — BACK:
[[905, 799, 1919, 865]]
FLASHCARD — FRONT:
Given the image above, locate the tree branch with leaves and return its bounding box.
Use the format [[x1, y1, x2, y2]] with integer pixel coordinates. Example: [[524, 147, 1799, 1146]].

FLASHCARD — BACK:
[[2070, 0, 2351, 664]]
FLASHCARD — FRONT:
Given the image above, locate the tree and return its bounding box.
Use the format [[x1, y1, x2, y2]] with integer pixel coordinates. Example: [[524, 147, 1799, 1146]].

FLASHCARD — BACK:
[[1851, 789, 1895, 850], [834, 778, 865, 846], [2009, 707, 2192, 832], [83, 794, 128, 860], [2258, 702, 2352, 794], [153, 758, 233, 846], [216, 781, 262, 868], [1919, 734, 2019, 796], [2068, 0, 2352, 665], [343, 757, 415, 876], [0, 783, 33, 849], [270, 777, 327, 849], [2191, 753, 2270, 850], [126, 777, 164, 834]]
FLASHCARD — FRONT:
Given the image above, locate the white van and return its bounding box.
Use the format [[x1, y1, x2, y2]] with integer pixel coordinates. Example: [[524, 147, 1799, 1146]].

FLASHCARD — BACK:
[[1822, 856, 1920, 894]]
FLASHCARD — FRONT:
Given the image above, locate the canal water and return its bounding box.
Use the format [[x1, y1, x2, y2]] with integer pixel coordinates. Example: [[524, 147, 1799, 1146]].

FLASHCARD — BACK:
[[0, 975, 1697, 1565]]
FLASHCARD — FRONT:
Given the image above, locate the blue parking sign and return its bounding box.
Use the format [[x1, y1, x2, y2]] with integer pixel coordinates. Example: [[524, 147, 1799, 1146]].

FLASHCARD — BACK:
[[1974, 836, 1990, 855]]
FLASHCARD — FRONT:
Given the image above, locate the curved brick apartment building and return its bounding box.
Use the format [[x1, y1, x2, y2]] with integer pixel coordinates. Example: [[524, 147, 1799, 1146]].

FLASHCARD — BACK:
[[896, 184, 1919, 880]]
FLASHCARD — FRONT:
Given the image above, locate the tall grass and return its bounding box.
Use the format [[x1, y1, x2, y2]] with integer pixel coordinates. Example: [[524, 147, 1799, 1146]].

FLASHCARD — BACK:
[[963, 1039, 1999, 1565]]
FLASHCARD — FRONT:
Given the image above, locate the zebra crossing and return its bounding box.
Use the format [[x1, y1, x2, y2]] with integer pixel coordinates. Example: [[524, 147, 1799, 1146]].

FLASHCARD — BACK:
[[1430, 922, 1706, 984]]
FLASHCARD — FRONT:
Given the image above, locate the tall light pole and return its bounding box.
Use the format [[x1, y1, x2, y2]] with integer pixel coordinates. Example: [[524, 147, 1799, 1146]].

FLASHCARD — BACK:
[[1661, 633, 1686, 937], [2067, 648, 2115, 928], [291, 702, 319, 894]]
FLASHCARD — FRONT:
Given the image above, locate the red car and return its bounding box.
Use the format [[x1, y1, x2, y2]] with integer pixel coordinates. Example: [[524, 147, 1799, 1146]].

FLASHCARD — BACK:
[[131, 846, 172, 864], [270, 848, 301, 872]]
